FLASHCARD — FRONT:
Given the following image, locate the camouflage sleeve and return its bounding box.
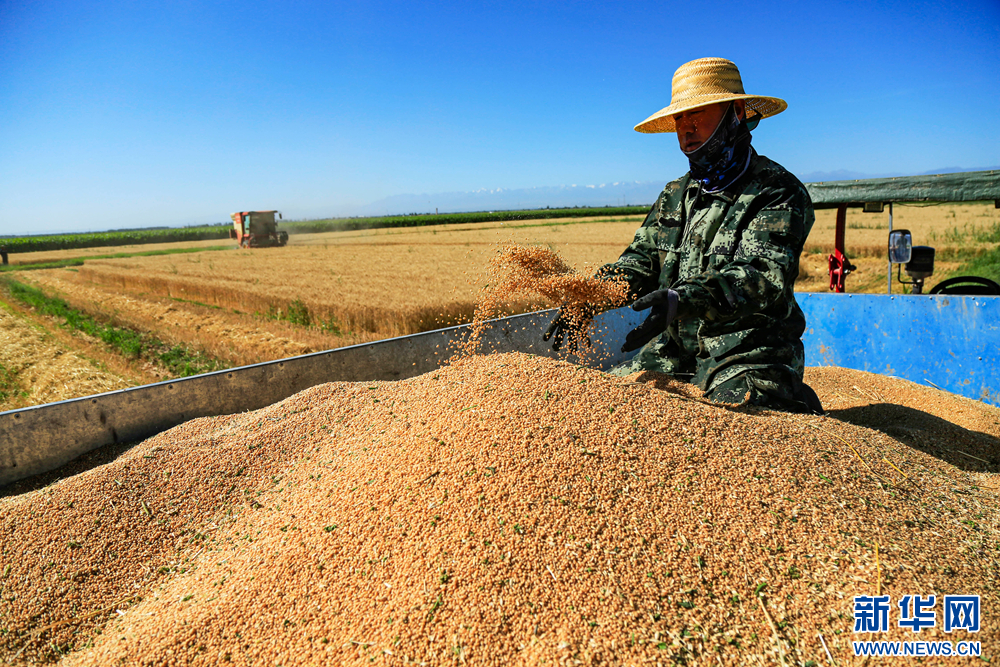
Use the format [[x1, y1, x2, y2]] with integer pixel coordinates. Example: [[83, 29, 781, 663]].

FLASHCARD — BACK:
[[673, 185, 813, 321], [594, 199, 664, 300]]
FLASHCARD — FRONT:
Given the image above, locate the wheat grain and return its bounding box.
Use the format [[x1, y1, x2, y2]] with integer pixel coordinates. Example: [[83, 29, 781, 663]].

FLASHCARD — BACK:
[[1, 353, 997, 666]]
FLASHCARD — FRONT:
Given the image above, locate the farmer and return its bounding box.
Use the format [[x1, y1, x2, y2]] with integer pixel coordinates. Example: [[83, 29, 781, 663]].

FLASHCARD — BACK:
[[545, 57, 823, 414]]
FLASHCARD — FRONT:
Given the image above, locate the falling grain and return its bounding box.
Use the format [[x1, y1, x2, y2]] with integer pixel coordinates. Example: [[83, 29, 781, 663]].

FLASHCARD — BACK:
[[465, 243, 629, 356]]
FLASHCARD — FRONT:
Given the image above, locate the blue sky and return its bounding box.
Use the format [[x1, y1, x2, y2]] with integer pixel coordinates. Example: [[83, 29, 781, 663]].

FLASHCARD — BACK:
[[1, 0, 998, 235]]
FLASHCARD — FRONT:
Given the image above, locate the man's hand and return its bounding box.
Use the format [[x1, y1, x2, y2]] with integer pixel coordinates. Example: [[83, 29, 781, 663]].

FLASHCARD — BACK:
[[542, 307, 592, 352], [621, 289, 679, 353]]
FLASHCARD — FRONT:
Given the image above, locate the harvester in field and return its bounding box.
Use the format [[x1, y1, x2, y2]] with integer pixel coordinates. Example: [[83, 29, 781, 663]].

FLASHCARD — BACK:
[[1, 171, 998, 487], [229, 210, 289, 247]]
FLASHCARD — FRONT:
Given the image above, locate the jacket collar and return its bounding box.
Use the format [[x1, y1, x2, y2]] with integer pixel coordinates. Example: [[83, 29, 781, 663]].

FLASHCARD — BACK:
[[684, 149, 759, 204]]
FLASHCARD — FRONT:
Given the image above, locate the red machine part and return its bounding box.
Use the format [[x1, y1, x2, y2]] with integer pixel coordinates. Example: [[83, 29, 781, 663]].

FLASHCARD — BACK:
[[827, 204, 856, 293], [229, 212, 248, 245], [236, 212, 249, 247]]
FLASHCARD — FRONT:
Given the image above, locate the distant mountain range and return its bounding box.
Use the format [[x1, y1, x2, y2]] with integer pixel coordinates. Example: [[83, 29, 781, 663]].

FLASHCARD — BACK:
[[355, 166, 999, 216], [354, 181, 662, 217]]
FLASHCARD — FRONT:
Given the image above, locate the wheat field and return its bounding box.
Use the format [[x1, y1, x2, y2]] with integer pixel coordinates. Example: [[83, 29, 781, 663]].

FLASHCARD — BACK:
[[25, 203, 998, 347], [2, 204, 994, 408], [50, 202, 999, 326], [56, 217, 644, 336]]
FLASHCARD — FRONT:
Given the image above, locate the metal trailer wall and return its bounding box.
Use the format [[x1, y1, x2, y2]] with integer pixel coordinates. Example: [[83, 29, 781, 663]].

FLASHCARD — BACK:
[[797, 293, 1000, 406], [2, 293, 997, 487]]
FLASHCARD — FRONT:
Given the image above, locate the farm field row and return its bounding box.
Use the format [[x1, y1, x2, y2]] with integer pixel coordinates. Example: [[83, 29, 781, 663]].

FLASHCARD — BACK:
[[0, 206, 650, 253], [45, 216, 649, 338], [0, 302, 132, 412], [34, 203, 998, 321], [20, 273, 385, 366], [2, 205, 996, 410], [0, 238, 232, 267], [806, 200, 1000, 258], [8, 200, 997, 270]]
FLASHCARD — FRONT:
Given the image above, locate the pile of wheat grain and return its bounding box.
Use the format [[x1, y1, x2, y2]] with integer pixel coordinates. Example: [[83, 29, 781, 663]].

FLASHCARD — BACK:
[[2, 352, 997, 666]]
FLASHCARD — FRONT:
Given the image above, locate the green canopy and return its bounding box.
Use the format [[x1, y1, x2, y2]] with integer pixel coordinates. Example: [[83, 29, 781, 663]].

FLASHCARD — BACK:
[[805, 170, 1000, 208]]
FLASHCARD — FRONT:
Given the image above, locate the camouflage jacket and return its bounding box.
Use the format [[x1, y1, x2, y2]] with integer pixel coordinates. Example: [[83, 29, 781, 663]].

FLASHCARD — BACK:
[[600, 151, 815, 391]]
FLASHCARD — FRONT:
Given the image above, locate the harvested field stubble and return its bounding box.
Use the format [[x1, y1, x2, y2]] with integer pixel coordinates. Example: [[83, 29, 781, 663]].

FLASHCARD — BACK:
[[22, 271, 379, 367], [0, 305, 130, 411], [2, 354, 998, 666]]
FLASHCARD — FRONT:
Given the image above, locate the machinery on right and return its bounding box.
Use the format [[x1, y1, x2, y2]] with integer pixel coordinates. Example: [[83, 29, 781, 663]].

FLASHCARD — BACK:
[[809, 169, 1000, 296]]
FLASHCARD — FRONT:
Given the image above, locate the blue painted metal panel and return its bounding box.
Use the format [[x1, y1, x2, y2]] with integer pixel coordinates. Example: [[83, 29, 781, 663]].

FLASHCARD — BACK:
[[797, 293, 1000, 405]]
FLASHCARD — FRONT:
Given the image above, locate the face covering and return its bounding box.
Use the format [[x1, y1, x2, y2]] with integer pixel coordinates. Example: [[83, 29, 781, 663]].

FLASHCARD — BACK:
[[683, 103, 755, 193]]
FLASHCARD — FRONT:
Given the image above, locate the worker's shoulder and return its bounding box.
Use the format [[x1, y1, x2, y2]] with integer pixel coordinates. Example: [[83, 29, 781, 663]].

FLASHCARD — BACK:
[[747, 154, 812, 206], [655, 173, 691, 201], [637, 173, 691, 228]]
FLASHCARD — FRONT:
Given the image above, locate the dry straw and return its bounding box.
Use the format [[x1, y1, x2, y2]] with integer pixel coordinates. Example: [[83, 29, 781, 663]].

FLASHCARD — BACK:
[[0, 305, 130, 411], [634, 58, 787, 134]]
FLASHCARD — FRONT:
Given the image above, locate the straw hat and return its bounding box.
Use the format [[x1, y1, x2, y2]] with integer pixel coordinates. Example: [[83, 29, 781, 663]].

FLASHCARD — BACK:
[[634, 58, 787, 133]]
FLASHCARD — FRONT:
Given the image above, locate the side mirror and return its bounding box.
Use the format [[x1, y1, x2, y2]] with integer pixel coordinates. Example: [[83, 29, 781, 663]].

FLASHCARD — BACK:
[[278, 212, 283, 220], [888, 229, 912, 264]]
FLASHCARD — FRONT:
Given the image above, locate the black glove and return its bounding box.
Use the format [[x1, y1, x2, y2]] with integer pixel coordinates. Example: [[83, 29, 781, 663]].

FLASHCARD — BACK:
[[542, 307, 592, 352], [621, 289, 679, 353]]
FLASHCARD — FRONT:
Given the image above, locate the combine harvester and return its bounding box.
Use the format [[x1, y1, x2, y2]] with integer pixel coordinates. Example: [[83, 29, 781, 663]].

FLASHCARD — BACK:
[[229, 209, 289, 247], [1, 170, 998, 487]]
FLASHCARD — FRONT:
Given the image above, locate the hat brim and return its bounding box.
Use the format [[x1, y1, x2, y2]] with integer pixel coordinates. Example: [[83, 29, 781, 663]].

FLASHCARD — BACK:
[[634, 94, 787, 133]]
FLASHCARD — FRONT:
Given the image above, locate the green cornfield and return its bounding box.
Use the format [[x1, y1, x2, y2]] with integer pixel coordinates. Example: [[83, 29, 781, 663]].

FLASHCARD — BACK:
[[0, 226, 230, 253]]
